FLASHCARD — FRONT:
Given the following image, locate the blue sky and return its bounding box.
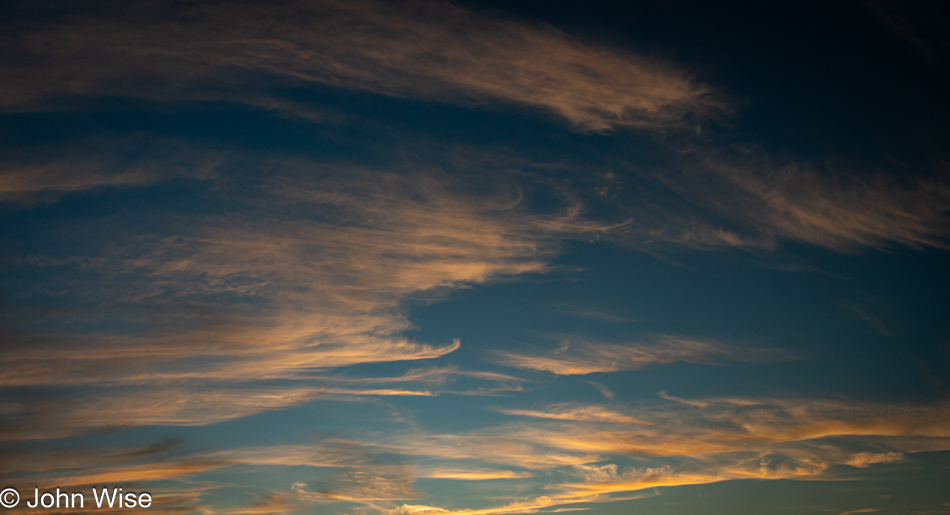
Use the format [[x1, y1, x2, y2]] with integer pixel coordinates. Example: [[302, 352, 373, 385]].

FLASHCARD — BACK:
[[1, 1, 949, 514]]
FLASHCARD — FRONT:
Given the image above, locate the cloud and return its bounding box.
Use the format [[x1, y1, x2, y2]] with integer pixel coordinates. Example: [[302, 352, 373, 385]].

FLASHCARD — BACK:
[[382, 483, 654, 515], [0, 441, 225, 515], [47, 460, 234, 489], [386, 496, 594, 515], [305, 465, 421, 502], [2, 2, 947, 260], [369, 396, 950, 484], [706, 159, 950, 251], [0, 162, 154, 198], [201, 443, 533, 483], [1, 4, 947, 515], [495, 335, 793, 375], [496, 404, 651, 425], [202, 443, 375, 469], [0, 386, 322, 440], [0, 142, 946, 515], [558, 464, 724, 497], [235, 444, 423, 513], [381, 434, 602, 470], [37, 486, 218, 515], [360, 396, 950, 514], [1, 0, 723, 132], [499, 396, 950, 458], [1, 440, 186, 479], [845, 452, 906, 468], [573, 147, 950, 253], [422, 469, 534, 480], [0, 137, 220, 202], [224, 491, 309, 515], [866, 0, 950, 65], [584, 382, 615, 400], [0, 156, 611, 438], [559, 305, 634, 323], [392, 506, 450, 515], [8, 395, 947, 515]]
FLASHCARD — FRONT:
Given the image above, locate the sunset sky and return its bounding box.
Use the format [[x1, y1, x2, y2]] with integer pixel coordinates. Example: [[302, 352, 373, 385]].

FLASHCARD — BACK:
[[1, 1, 949, 514]]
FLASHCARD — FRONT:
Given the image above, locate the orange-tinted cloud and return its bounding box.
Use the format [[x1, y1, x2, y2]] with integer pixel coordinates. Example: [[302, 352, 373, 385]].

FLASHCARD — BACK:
[[495, 405, 651, 425], [495, 335, 793, 375], [2, 0, 722, 133], [0, 137, 219, 203], [1, 164, 600, 437], [422, 469, 534, 480], [498, 396, 950, 458], [707, 159, 950, 251], [9, 394, 946, 515], [845, 452, 906, 468]]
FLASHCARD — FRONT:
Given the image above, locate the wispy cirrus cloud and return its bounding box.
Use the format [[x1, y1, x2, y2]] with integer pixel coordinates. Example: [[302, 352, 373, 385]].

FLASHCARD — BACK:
[[0, 162, 154, 199], [1, 0, 722, 132], [4, 1, 948, 261], [0, 155, 601, 438], [500, 396, 950, 457], [357, 395, 950, 514], [14, 486, 215, 515], [206, 442, 535, 482], [0, 385, 323, 440], [422, 469, 534, 480], [865, 0, 950, 65], [495, 405, 651, 425], [2, 440, 222, 515], [495, 334, 794, 375], [705, 158, 950, 251], [588, 150, 950, 253], [1, 3, 947, 515], [845, 452, 906, 468], [377, 397, 950, 478], [7, 394, 946, 515], [0, 137, 219, 203]]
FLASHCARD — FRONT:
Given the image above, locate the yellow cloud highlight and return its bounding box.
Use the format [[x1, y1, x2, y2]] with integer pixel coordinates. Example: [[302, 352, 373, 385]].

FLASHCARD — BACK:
[[845, 452, 906, 468], [424, 469, 534, 480]]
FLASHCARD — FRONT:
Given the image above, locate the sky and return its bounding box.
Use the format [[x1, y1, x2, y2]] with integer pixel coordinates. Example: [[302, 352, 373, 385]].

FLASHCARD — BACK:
[[1, 1, 949, 514]]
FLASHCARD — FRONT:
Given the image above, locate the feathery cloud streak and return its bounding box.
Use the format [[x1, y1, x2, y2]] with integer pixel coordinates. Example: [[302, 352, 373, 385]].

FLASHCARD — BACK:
[[369, 396, 950, 513], [705, 159, 950, 251], [4, 394, 947, 514], [495, 335, 793, 375], [0, 159, 603, 437], [1, 0, 722, 132]]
